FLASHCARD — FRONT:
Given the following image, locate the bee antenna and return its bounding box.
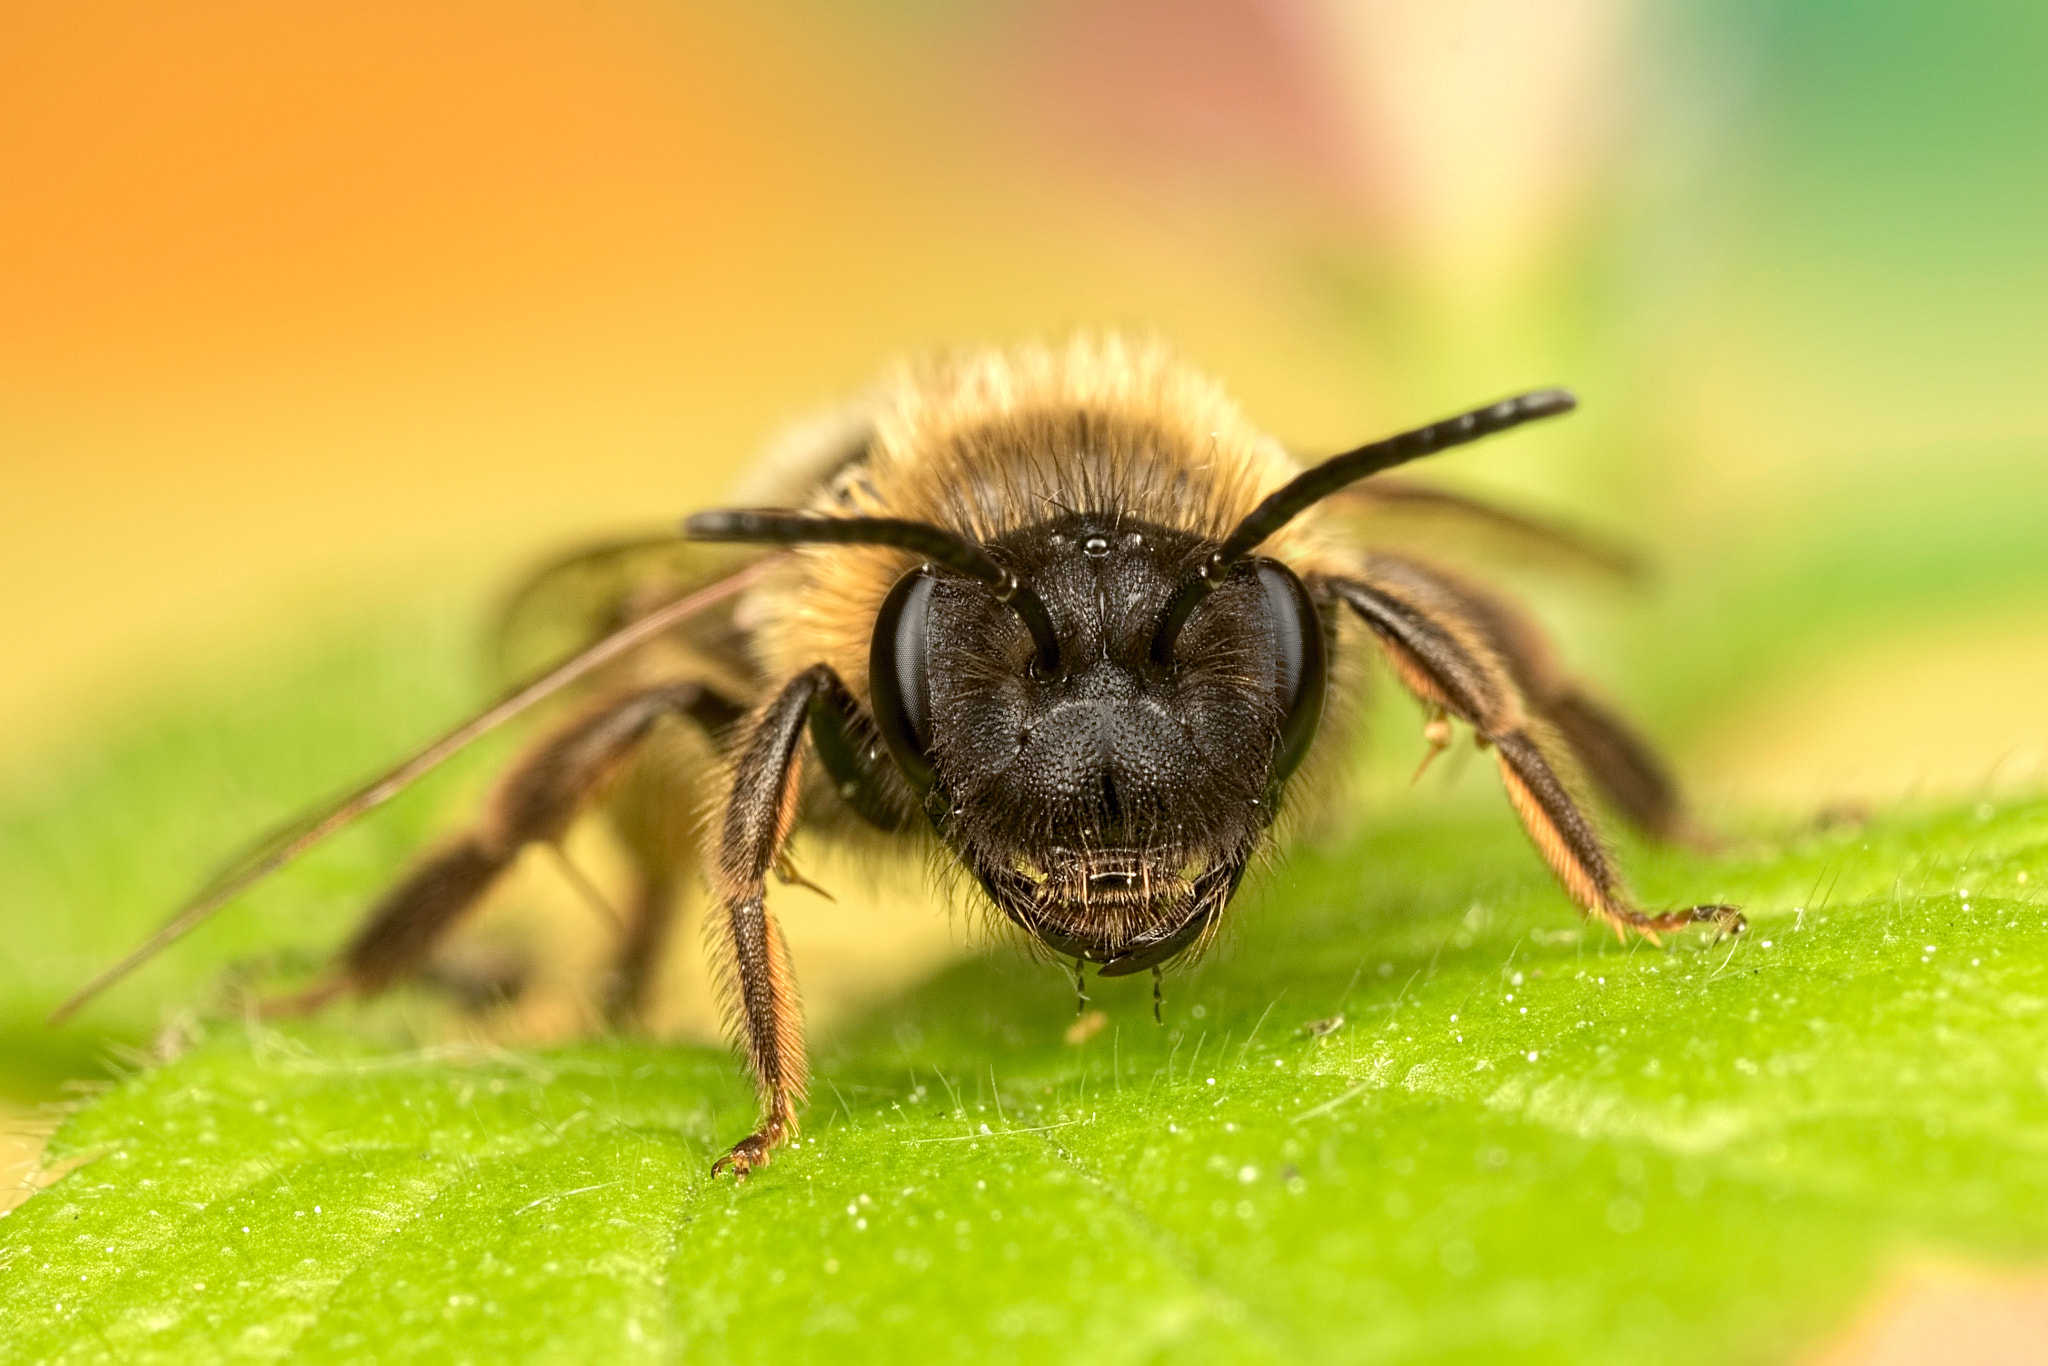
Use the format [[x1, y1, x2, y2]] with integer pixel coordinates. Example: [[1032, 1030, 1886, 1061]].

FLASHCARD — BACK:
[[685, 509, 1064, 676], [1151, 387, 1576, 664]]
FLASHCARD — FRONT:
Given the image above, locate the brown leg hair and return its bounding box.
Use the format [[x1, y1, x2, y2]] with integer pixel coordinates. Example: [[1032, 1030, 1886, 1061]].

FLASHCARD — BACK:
[[1322, 566, 1741, 944], [706, 664, 876, 1178], [268, 682, 740, 1013]]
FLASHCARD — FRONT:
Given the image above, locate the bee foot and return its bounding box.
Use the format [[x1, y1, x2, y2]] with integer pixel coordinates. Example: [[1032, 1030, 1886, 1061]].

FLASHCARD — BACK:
[[711, 1130, 781, 1180], [1696, 904, 1747, 941]]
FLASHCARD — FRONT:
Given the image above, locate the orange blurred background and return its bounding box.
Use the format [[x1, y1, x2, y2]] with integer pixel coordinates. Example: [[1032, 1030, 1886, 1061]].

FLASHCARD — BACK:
[[0, 0, 1358, 749], [5, 0, 2047, 797]]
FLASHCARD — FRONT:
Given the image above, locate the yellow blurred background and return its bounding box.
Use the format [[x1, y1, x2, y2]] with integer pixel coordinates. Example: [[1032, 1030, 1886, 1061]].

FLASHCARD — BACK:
[[4, 0, 2046, 820]]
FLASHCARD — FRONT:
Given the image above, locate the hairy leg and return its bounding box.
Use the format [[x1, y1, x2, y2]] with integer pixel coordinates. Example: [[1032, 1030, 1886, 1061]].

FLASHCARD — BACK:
[[269, 682, 740, 1012], [1357, 553, 1691, 841], [1323, 569, 1740, 943], [706, 664, 882, 1177]]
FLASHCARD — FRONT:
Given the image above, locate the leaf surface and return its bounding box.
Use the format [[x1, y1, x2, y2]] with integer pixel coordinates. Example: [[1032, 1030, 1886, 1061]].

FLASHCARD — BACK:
[[8, 788, 2048, 1364]]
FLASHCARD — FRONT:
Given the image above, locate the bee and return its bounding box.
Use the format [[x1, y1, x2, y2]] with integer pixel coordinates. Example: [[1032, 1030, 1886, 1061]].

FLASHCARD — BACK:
[[58, 337, 1741, 1176]]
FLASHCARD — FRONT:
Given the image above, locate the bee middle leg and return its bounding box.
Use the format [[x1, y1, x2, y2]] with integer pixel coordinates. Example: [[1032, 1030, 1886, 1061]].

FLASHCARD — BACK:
[[269, 681, 742, 1014], [1323, 569, 1741, 944], [595, 706, 745, 1029]]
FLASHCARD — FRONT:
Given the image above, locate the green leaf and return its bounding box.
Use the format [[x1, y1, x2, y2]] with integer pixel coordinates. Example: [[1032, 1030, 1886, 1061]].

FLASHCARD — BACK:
[[7, 788, 2048, 1363]]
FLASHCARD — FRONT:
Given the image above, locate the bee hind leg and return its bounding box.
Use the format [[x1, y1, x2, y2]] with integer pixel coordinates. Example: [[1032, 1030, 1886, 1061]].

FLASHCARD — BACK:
[[270, 681, 742, 1016]]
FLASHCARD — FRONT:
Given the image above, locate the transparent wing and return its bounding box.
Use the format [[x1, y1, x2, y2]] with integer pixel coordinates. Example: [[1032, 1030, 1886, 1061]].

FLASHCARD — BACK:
[[1336, 476, 1646, 582], [491, 533, 768, 685], [50, 555, 785, 1025]]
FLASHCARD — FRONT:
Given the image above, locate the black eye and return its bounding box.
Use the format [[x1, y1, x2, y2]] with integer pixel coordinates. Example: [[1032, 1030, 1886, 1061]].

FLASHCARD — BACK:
[[870, 568, 938, 793], [1252, 559, 1325, 788]]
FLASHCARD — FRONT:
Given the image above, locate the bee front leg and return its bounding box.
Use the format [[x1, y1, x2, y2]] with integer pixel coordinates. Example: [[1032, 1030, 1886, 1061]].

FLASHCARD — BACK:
[[1360, 553, 1696, 844], [706, 664, 878, 1178]]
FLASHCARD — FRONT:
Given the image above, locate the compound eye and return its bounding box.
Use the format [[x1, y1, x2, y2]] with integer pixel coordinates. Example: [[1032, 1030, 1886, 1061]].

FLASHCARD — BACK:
[[869, 568, 938, 793], [1252, 559, 1326, 788]]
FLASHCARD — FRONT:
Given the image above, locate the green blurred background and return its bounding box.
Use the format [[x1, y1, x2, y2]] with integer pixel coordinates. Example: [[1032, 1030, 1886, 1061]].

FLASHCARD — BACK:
[[3, 0, 2044, 1300]]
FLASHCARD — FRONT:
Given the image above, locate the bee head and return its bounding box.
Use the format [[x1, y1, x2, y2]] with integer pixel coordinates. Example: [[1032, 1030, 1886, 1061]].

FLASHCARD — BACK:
[[868, 516, 1325, 974]]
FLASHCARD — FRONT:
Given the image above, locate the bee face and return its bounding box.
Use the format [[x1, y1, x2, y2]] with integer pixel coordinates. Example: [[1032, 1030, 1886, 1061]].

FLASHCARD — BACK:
[[869, 514, 1327, 973]]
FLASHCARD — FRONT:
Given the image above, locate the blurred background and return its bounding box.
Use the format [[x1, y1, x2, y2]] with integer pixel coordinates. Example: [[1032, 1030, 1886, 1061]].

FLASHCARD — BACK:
[[6, 0, 2046, 807], [4, 0, 2045, 1189]]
